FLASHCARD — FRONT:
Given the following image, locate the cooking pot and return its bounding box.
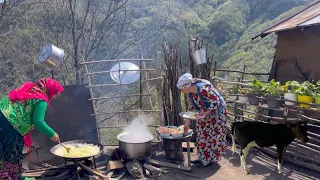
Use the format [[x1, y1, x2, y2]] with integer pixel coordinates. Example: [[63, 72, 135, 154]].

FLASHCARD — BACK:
[[117, 132, 153, 160], [38, 44, 64, 70]]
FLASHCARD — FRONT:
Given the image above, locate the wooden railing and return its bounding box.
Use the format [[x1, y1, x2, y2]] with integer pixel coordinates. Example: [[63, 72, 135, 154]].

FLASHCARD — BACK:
[[212, 61, 320, 173]]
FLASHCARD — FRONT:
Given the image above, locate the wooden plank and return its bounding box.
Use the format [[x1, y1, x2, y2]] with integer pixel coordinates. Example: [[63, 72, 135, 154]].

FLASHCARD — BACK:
[[87, 77, 163, 88], [81, 59, 154, 64], [85, 69, 154, 76], [89, 93, 154, 100], [106, 160, 125, 171]]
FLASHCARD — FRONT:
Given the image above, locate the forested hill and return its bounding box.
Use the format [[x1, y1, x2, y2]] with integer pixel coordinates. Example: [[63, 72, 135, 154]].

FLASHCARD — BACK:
[[0, 0, 313, 93], [151, 0, 313, 79]]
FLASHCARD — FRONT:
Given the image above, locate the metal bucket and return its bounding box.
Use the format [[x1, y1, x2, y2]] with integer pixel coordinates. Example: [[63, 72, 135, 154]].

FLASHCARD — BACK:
[[38, 44, 64, 70], [117, 132, 153, 160], [192, 48, 207, 65]]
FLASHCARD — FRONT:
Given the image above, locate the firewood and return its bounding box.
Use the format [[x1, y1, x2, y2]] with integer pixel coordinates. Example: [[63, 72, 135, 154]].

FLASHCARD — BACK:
[[96, 161, 109, 168], [113, 170, 126, 180], [54, 169, 72, 179], [148, 159, 191, 171], [143, 164, 163, 174], [84, 174, 99, 180], [28, 164, 43, 170], [106, 170, 114, 178], [76, 170, 81, 180], [126, 160, 144, 179], [97, 166, 106, 171], [106, 160, 125, 171], [77, 161, 109, 180]]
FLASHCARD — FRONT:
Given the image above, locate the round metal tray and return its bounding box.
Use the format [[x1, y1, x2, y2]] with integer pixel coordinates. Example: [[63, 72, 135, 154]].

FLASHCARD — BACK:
[[179, 112, 205, 120], [157, 129, 193, 140]]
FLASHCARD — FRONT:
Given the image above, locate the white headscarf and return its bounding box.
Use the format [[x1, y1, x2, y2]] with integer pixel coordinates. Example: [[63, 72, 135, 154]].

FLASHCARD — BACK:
[[177, 73, 194, 89]]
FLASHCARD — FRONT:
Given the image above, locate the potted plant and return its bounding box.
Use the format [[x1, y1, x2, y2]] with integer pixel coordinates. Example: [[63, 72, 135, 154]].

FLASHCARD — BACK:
[[283, 81, 300, 105], [247, 78, 263, 105], [313, 80, 320, 110], [238, 88, 248, 103], [264, 80, 284, 109], [296, 81, 317, 108], [314, 93, 320, 110], [227, 86, 240, 102]]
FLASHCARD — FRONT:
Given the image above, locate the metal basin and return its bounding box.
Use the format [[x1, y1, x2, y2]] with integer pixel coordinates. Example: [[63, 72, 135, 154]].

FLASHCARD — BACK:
[[38, 44, 64, 70], [117, 132, 153, 160]]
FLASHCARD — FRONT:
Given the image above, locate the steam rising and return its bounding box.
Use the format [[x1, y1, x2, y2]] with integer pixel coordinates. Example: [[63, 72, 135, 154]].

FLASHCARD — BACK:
[[118, 114, 154, 143]]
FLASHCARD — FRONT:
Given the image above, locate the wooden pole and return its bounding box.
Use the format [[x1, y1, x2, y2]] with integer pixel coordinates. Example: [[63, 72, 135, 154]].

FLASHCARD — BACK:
[[155, 52, 165, 126], [213, 61, 217, 77], [140, 54, 143, 109], [142, 61, 153, 108], [84, 62, 101, 143]]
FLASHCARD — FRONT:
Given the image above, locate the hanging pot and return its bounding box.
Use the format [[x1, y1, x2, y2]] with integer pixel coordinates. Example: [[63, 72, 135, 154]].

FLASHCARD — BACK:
[[267, 96, 281, 109], [297, 95, 313, 108], [248, 94, 261, 105], [315, 97, 320, 110], [238, 95, 248, 103], [38, 44, 64, 70], [228, 95, 238, 102], [284, 93, 297, 106]]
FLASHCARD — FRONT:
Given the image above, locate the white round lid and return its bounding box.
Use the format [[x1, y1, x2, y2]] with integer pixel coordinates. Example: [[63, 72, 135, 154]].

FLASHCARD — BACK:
[[110, 62, 140, 84]]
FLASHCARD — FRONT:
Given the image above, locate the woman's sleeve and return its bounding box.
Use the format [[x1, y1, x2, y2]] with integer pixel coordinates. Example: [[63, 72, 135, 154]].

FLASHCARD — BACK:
[[200, 84, 219, 112], [33, 101, 56, 138], [187, 95, 194, 111]]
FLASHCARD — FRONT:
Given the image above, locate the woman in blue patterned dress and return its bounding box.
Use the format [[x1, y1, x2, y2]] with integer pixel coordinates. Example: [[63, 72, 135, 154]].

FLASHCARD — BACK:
[[177, 73, 228, 167]]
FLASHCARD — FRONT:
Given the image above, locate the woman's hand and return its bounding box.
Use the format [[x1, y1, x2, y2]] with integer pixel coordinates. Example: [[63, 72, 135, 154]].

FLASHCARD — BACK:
[[50, 133, 60, 143], [199, 110, 211, 117], [184, 120, 191, 133]]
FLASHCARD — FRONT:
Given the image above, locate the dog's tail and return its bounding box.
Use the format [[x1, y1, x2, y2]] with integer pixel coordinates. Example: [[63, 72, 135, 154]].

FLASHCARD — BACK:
[[231, 122, 240, 155]]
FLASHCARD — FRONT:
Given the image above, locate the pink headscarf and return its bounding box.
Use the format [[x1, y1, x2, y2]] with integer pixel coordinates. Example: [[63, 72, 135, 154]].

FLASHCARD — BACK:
[[9, 78, 64, 103], [8, 78, 64, 152]]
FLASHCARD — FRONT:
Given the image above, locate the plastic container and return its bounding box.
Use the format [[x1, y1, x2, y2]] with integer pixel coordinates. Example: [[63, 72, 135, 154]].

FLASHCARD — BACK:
[[297, 95, 313, 108]]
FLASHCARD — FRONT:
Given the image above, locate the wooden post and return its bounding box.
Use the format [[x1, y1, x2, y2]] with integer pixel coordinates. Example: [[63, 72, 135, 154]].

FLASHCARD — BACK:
[[235, 78, 242, 121], [142, 61, 153, 108], [241, 65, 246, 82], [155, 52, 165, 126], [84, 62, 101, 143], [139, 54, 143, 109], [240, 65, 246, 121], [213, 61, 217, 77]]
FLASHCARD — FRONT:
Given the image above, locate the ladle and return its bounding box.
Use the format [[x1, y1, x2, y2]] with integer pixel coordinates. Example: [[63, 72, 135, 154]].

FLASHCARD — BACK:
[[58, 142, 70, 153]]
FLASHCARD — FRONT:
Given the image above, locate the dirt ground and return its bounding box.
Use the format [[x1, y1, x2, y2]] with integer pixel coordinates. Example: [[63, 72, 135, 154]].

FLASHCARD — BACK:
[[135, 142, 320, 180]]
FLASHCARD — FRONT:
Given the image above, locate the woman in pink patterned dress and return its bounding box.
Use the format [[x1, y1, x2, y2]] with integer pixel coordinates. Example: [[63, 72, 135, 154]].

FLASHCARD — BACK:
[[177, 73, 228, 167]]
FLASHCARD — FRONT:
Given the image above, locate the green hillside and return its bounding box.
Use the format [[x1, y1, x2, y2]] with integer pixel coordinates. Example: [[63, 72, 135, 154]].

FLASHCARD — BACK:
[[0, 0, 313, 91]]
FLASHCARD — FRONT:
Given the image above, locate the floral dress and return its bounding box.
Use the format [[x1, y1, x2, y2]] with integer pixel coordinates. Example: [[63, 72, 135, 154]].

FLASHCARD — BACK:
[[187, 79, 228, 165]]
